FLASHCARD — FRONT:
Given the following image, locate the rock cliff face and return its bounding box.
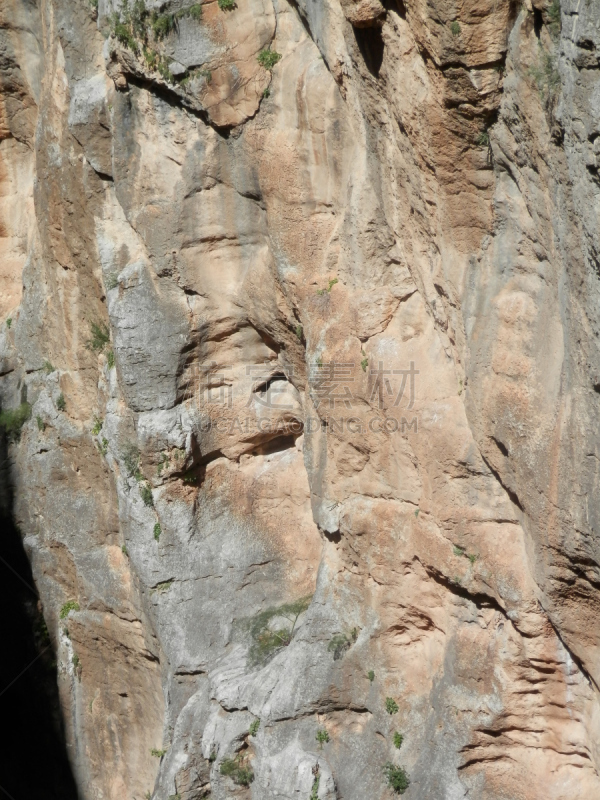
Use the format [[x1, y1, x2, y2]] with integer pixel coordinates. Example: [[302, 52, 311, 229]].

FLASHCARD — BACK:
[[2, 0, 600, 797]]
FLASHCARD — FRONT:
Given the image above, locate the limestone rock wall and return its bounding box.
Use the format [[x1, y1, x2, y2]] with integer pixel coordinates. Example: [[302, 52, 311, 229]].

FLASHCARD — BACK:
[[2, 0, 600, 798]]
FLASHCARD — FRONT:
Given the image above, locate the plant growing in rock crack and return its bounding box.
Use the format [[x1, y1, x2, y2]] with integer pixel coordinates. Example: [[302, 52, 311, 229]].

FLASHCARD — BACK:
[[310, 770, 320, 800], [453, 545, 465, 557], [393, 732, 404, 749], [546, 0, 561, 38], [87, 321, 110, 352], [154, 522, 162, 541], [60, 600, 80, 619], [219, 754, 254, 786], [152, 579, 173, 593], [6, 317, 12, 328], [246, 595, 312, 665], [99, 437, 109, 456], [328, 627, 358, 660], [368, 669, 375, 682], [218, 0, 236, 9], [106, 272, 119, 290], [56, 393, 66, 411], [475, 130, 489, 147], [257, 48, 281, 70], [107, 350, 115, 369], [383, 763, 410, 794], [317, 277, 338, 295], [316, 729, 330, 749], [450, 20, 461, 36], [385, 697, 399, 715], [43, 360, 55, 374], [0, 402, 32, 438], [140, 483, 154, 507], [249, 718, 260, 736], [150, 748, 167, 758], [92, 416, 103, 436], [36, 415, 45, 432], [529, 46, 560, 101], [121, 441, 141, 478]]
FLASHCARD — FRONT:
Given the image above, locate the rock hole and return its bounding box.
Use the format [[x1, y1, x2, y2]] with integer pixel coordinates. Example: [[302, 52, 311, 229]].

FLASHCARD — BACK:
[[533, 7, 543, 38], [354, 26, 385, 78]]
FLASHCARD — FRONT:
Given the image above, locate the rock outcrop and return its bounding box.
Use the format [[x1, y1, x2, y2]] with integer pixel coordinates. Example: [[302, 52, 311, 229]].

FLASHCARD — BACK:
[[2, 0, 600, 798]]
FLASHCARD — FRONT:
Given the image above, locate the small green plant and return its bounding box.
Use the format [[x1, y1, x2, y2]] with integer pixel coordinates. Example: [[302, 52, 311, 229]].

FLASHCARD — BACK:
[[475, 130, 489, 147], [208, 747, 217, 762], [328, 627, 358, 660], [181, 3, 203, 20], [36, 415, 45, 432], [246, 595, 312, 665], [151, 11, 175, 40], [218, 0, 236, 9], [152, 579, 174, 593], [316, 357, 323, 368], [393, 732, 404, 749], [450, 20, 461, 36], [220, 755, 254, 786], [295, 324, 302, 339], [72, 653, 80, 668], [317, 277, 338, 295], [60, 600, 80, 619], [150, 748, 167, 758], [106, 272, 119, 290], [467, 552, 478, 564], [145, 793, 152, 800], [0, 402, 32, 437], [257, 48, 281, 70], [368, 670, 375, 682], [92, 417, 103, 435], [154, 522, 162, 541], [87, 321, 110, 352], [249, 718, 260, 736], [6, 318, 12, 329], [361, 357, 368, 372], [547, 0, 561, 38], [414, 508, 420, 517], [453, 545, 465, 556], [199, 68, 212, 83], [122, 544, 128, 555], [316, 729, 330, 749], [140, 483, 154, 507], [182, 471, 197, 484], [121, 442, 140, 477], [385, 697, 399, 715], [43, 360, 55, 374], [383, 763, 410, 794], [310, 773, 320, 800], [100, 437, 109, 456], [107, 350, 115, 369], [529, 47, 560, 100], [56, 393, 66, 411], [263, 87, 271, 98]]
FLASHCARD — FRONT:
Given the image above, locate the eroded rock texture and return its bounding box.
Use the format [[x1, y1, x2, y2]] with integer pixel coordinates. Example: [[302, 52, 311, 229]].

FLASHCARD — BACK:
[[2, 0, 600, 797]]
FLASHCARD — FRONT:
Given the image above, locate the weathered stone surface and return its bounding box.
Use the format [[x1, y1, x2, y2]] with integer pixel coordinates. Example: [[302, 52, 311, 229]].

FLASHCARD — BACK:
[[2, 0, 600, 798]]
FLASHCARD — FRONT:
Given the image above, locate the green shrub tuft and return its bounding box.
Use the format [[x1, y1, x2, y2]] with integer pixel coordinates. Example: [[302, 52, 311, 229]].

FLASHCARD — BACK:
[[246, 595, 312, 665], [368, 669, 375, 682], [154, 522, 162, 541], [257, 48, 281, 70], [0, 402, 32, 437], [393, 731, 404, 749], [383, 763, 410, 794], [249, 718, 260, 736], [87, 321, 110, 353], [220, 755, 254, 786], [60, 600, 80, 619], [316, 729, 330, 749], [450, 20, 461, 36], [56, 393, 66, 411], [140, 483, 154, 507], [385, 697, 399, 715]]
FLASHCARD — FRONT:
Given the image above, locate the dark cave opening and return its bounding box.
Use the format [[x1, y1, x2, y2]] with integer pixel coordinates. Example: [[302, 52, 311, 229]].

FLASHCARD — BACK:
[[354, 25, 385, 78], [0, 433, 77, 800]]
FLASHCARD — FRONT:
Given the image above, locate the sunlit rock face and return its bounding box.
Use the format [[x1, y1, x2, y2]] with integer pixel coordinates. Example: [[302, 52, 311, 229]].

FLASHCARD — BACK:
[[2, 0, 600, 797]]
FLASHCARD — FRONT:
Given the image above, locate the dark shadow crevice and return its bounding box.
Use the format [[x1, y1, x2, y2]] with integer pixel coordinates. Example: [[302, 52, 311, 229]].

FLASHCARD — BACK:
[[0, 430, 78, 799]]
